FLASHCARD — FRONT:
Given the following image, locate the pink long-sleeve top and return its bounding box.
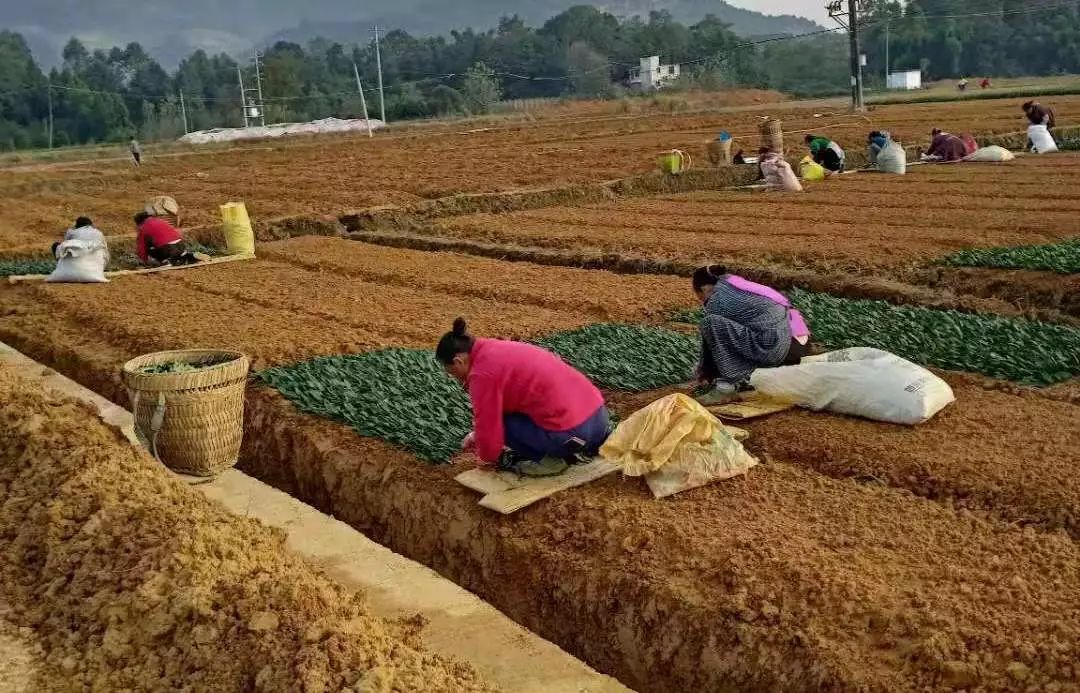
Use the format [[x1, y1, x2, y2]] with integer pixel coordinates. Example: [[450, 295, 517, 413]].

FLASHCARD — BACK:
[[466, 338, 604, 463]]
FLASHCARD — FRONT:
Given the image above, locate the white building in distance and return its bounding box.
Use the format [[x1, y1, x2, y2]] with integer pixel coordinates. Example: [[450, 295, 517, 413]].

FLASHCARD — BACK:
[[627, 56, 681, 91]]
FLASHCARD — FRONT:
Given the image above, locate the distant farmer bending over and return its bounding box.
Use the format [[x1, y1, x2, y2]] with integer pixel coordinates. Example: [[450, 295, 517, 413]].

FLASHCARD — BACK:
[[134, 212, 197, 266], [1023, 101, 1056, 133], [805, 134, 845, 173], [922, 129, 968, 162]]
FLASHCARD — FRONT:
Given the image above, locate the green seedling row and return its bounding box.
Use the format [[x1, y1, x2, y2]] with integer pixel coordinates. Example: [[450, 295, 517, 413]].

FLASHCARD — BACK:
[[259, 348, 473, 463], [672, 289, 1080, 386], [260, 325, 697, 463], [940, 237, 1080, 274], [535, 323, 698, 391], [0, 259, 58, 277]]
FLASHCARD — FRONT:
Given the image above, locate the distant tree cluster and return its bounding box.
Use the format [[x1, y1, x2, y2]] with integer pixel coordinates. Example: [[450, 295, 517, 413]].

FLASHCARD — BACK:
[[0, 0, 1076, 150], [860, 0, 1080, 81]]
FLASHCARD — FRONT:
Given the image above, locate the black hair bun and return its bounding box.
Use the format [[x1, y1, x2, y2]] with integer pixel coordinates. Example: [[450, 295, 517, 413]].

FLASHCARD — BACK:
[[452, 317, 467, 337]]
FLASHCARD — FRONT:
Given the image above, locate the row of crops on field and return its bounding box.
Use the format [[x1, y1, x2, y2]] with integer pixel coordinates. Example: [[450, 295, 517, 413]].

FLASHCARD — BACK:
[[260, 289, 1078, 462]]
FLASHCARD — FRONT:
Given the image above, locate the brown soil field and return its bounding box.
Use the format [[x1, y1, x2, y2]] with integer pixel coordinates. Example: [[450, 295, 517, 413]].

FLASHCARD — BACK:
[[258, 236, 690, 321], [0, 364, 492, 692], [3, 94, 1077, 251], [0, 238, 686, 369], [1, 237, 1079, 691], [431, 154, 1080, 276]]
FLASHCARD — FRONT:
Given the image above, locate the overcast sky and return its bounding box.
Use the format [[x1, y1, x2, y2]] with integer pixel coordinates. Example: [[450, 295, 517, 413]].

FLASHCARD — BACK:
[[735, 0, 830, 22]]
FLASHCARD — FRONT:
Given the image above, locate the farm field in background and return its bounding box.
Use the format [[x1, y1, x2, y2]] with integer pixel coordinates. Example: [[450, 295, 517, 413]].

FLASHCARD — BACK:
[[3, 92, 1080, 251]]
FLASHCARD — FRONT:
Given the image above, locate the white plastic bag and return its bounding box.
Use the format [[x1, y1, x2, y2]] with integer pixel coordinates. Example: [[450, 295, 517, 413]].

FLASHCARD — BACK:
[[966, 145, 1015, 162], [749, 347, 954, 425], [1028, 124, 1058, 154], [876, 141, 907, 174], [47, 240, 109, 283], [761, 156, 802, 192]]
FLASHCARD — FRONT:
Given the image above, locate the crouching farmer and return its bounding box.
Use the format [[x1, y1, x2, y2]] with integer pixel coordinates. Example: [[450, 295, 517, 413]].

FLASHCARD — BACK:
[[134, 212, 197, 266], [692, 265, 811, 405], [436, 318, 610, 477]]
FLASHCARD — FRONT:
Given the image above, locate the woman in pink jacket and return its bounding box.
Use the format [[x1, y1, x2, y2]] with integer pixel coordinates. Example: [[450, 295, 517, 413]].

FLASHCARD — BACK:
[[436, 318, 610, 476]]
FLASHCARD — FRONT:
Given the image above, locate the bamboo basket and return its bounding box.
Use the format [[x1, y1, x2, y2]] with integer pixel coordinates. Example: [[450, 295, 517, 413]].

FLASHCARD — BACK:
[[760, 118, 784, 156], [121, 349, 250, 476]]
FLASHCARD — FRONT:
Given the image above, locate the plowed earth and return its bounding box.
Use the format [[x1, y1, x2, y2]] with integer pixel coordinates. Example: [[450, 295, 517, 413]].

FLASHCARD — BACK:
[[1, 236, 1079, 691], [432, 154, 1080, 275], [0, 365, 493, 692], [3, 94, 1077, 250]]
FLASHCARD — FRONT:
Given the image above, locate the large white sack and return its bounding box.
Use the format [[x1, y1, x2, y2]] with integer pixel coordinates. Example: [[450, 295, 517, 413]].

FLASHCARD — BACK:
[[47, 239, 108, 283], [1028, 124, 1058, 153], [749, 347, 954, 425], [966, 145, 1015, 162], [761, 157, 802, 192], [876, 141, 907, 174]]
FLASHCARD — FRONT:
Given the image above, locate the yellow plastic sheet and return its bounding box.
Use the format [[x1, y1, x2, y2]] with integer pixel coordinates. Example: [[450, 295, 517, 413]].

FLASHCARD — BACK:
[[220, 202, 255, 255], [601, 394, 757, 498]]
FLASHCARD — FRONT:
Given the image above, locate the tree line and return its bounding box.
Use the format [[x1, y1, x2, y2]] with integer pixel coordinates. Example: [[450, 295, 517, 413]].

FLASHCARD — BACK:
[[0, 0, 1077, 151]]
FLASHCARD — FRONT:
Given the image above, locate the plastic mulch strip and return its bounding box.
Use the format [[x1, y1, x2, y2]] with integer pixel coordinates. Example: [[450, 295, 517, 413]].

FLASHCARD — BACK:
[[939, 237, 1080, 274], [671, 289, 1080, 386]]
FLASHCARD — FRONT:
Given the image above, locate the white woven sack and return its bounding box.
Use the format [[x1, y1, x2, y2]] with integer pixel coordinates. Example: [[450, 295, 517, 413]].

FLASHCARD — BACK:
[[1028, 124, 1058, 153], [749, 347, 954, 425], [967, 145, 1015, 162], [47, 240, 108, 283]]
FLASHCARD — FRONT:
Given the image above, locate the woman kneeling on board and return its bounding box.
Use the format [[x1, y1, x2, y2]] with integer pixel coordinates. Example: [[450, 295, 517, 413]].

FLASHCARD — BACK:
[[692, 265, 811, 405], [436, 318, 610, 477]]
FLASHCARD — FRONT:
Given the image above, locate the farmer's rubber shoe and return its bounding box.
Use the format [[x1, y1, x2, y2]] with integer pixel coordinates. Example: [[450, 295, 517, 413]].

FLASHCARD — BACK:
[[516, 456, 569, 478], [694, 381, 739, 406]]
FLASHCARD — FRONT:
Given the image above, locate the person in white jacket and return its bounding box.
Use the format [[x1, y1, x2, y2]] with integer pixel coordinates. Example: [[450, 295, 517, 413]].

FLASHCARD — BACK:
[[52, 217, 108, 258]]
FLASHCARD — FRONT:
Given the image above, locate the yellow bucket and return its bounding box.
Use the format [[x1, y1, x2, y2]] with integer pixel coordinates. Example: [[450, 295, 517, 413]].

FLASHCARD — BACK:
[[658, 149, 692, 175], [220, 202, 255, 255]]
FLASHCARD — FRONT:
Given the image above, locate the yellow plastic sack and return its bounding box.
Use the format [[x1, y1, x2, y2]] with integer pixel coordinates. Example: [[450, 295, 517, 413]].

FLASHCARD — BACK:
[[220, 202, 255, 255], [600, 394, 758, 498], [799, 155, 826, 181]]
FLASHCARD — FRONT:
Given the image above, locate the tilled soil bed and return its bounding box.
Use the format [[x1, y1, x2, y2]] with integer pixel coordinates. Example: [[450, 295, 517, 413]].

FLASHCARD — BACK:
[[0, 365, 493, 692], [2, 244, 1079, 691], [3, 95, 1077, 250]]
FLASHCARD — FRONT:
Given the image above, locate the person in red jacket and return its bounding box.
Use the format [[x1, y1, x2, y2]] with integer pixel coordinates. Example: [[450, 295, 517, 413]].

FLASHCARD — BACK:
[[134, 212, 197, 266], [436, 318, 610, 477]]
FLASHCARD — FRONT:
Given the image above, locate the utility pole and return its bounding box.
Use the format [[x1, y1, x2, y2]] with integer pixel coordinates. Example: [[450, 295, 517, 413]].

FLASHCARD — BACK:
[[353, 62, 374, 138], [373, 25, 386, 123], [253, 51, 266, 126], [847, 0, 864, 110], [827, 0, 865, 111], [46, 79, 53, 149], [179, 90, 189, 134], [237, 65, 248, 127], [884, 19, 890, 87]]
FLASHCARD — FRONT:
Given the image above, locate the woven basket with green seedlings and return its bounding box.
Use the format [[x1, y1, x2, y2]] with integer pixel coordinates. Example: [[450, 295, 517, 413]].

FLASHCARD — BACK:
[[259, 348, 473, 463], [940, 237, 1080, 274], [535, 324, 698, 391], [671, 289, 1080, 386]]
